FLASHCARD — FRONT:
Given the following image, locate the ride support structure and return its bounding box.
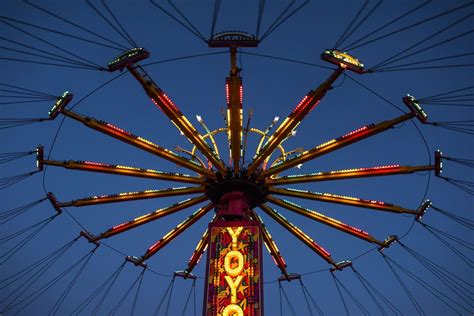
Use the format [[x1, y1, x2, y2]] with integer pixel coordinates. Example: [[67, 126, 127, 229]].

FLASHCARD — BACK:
[[203, 34, 263, 316], [203, 191, 263, 316], [38, 24, 442, 315]]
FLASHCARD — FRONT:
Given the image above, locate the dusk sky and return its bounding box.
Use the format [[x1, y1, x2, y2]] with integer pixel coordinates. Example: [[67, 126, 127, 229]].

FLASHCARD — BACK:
[[1, 1, 473, 315]]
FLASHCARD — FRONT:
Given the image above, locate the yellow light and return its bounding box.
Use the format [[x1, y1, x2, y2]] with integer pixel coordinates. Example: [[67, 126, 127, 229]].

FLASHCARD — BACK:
[[263, 241, 272, 254], [224, 250, 244, 277], [315, 139, 336, 149], [137, 137, 156, 146], [134, 213, 151, 222], [224, 275, 243, 304], [209, 226, 260, 314], [116, 165, 140, 171], [323, 192, 359, 201], [226, 227, 243, 249], [162, 231, 173, 240], [222, 304, 244, 316], [119, 191, 139, 196]]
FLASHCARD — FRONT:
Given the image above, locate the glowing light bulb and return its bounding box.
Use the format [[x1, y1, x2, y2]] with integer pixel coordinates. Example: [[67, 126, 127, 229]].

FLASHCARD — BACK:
[[196, 115, 202, 122]]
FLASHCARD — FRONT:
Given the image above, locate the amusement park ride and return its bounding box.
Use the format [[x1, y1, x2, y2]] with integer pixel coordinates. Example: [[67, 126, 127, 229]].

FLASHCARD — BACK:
[[35, 31, 443, 315]]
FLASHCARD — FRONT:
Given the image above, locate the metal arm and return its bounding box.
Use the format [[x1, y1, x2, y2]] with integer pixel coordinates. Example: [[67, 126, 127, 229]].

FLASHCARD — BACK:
[[40, 158, 206, 184], [57, 186, 206, 207], [127, 65, 227, 174], [267, 196, 385, 246], [94, 195, 208, 240], [247, 67, 345, 175], [250, 209, 289, 278], [185, 225, 212, 276], [60, 108, 214, 178], [260, 204, 338, 267], [260, 112, 414, 179], [140, 203, 213, 261], [268, 164, 434, 185], [268, 187, 419, 215]]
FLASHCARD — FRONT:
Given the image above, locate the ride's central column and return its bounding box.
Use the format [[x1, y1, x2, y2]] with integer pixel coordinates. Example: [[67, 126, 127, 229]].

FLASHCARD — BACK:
[[204, 192, 263, 316]]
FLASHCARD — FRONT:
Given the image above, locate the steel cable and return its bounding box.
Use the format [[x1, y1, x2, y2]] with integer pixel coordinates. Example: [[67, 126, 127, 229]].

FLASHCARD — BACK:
[[341, 0, 431, 51], [345, 2, 473, 51]]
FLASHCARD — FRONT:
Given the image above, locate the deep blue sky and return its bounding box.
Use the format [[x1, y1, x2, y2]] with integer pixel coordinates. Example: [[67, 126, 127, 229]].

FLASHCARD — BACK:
[[1, 1, 473, 315]]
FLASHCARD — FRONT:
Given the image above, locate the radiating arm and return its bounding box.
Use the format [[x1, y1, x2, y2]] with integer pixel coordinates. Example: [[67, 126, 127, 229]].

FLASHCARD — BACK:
[[247, 68, 345, 175], [268, 163, 435, 185], [139, 203, 214, 261], [267, 195, 385, 246], [126, 65, 227, 174], [260, 112, 414, 179], [268, 187, 420, 215], [59, 108, 214, 178], [93, 195, 208, 240], [185, 224, 212, 276], [39, 158, 206, 184], [250, 209, 289, 277], [259, 204, 338, 267], [57, 186, 206, 207]]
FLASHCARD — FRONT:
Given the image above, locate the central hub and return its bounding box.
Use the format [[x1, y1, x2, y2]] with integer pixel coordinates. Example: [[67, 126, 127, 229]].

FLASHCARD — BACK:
[[206, 170, 267, 210]]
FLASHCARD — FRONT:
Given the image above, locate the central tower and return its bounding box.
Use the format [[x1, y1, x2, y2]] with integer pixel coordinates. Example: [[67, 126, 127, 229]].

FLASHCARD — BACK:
[[203, 191, 263, 316], [204, 32, 263, 316]]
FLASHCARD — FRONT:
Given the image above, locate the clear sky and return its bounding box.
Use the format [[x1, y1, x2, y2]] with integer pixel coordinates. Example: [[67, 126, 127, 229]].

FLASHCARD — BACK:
[[1, 1, 473, 315]]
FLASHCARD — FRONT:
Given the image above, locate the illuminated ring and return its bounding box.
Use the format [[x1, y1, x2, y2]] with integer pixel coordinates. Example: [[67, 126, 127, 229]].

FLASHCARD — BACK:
[[191, 127, 287, 169]]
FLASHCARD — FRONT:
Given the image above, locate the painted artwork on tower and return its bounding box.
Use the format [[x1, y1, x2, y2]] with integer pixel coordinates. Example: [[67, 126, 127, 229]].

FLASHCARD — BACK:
[[204, 223, 262, 316]]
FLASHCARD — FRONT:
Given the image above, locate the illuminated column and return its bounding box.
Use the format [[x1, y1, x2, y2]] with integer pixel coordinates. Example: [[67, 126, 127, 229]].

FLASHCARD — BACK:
[[203, 192, 263, 316]]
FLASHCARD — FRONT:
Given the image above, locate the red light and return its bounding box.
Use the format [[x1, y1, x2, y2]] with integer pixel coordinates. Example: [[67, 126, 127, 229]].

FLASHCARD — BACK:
[[313, 242, 331, 257], [308, 100, 320, 113], [340, 126, 369, 139], [112, 222, 128, 231], [150, 98, 164, 113], [84, 161, 109, 167], [341, 223, 368, 236], [292, 95, 310, 114], [196, 252, 204, 264], [369, 200, 386, 205], [188, 252, 197, 264], [348, 165, 401, 173], [225, 81, 230, 105], [148, 240, 161, 252], [239, 82, 243, 105], [361, 164, 400, 171], [272, 256, 278, 266], [291, 94, 318, 114], [160, 93, 180, 113], [105, 123, 132, 136]]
